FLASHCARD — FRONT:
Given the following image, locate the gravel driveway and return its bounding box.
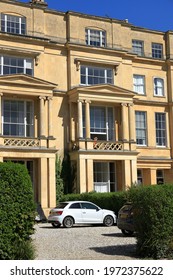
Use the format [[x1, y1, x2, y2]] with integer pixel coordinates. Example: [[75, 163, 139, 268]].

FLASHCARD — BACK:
[[33, 223, 139, 260]]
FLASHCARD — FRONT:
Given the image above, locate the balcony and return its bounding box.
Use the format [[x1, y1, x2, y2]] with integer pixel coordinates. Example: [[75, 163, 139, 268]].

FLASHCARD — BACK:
[[71, 139, 126, 151], [70, 139, 137, 152], [0, 136, 40, 148]]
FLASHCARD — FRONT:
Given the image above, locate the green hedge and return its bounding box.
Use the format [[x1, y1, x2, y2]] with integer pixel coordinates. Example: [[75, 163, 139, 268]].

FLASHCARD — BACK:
[[128, 184, 173, 259], [0, 162, 36, 259], [61, 191, 127, 215]]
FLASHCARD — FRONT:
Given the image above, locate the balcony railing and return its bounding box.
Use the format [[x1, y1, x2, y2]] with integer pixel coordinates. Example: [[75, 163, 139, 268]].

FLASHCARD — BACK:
[[2, 137, 40, 147], [71, 140, 125, 151], [93, 141, 123, 151]]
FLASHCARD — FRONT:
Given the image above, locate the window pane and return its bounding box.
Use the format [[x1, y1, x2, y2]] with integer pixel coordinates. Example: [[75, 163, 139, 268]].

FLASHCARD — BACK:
[[133, 75, 145, 94], [1, 56, 33, 76], [86, 29, 106, 47], [154, 78, 164, 96], [155, 113, 166, 146], [135, 111, 147, 145], [3, 100, 34, 137], [80, 65, 113, 85], [132, 40, 144, 56], [1, 14, 26, 35], [152, 43, 163, 59]]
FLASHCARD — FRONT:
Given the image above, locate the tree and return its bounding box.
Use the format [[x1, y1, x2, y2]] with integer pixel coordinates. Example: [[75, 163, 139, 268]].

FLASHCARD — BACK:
[[0, 162, 36, 259], [55, 155, 64, 203]]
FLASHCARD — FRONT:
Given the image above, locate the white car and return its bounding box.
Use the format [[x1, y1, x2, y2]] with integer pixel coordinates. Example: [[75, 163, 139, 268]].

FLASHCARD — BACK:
[[48, 201, 116, 228]]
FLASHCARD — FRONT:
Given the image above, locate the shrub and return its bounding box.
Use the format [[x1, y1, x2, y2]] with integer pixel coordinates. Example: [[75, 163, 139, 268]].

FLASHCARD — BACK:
[[55, 155, 64, 203], [128, 184, 173, 259], [61, 191, 127, 215], [0, 162, 36, 259]]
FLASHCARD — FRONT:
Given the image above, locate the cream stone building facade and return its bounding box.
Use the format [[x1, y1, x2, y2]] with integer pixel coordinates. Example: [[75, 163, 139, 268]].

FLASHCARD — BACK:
[[1, 0, 173, 215]]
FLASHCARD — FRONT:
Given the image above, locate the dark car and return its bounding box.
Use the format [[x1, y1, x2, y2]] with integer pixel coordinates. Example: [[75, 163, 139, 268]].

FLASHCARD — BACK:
[[117, 203, 134, 236]]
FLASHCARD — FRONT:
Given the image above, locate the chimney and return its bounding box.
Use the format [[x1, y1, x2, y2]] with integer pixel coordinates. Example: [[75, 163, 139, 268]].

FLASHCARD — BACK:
[[30, 0, 48, 7]]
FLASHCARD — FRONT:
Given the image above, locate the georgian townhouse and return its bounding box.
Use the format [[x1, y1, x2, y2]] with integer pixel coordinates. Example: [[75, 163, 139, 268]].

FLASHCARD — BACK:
[[1, 0, 173, 215]]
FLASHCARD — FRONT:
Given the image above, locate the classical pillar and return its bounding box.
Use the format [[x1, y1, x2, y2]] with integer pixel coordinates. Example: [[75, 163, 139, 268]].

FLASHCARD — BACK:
[[40, 157, 48, 209], [48, 157, 56, 208], [128, 103, 136, 141], [131, 159, 137, 184], [77, 100, 83, 138], [123, 159, 131, 189], [47, 97, 53, 137], [85, 100, 91, 139], [121, 103, 129, 141], [0, 92, 3, 135], [78, 156, 87, 192], [86, 159, 93, 192], [39, 96, 46, 137]]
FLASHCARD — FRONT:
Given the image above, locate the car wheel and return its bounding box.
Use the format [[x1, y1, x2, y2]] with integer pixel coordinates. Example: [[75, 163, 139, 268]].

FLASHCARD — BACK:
[[51, 222, 61, 228], [103, 215, 114, 227], [63, 216, 74, 228], [121, 229, 134, 236]]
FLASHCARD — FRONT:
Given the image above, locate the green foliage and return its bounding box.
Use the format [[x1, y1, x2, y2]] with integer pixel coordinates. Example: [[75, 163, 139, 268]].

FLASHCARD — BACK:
[[0, 162, 36, 260], [61, 191, 127, 215], [128, 184, 173, 259], [61, 154, 76, 194], [55, 155, 64, 202]]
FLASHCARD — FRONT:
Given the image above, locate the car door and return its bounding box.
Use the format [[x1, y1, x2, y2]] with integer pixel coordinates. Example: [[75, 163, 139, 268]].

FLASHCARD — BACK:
[[81, 202, 103, 223], [68, 202, 83, 223]]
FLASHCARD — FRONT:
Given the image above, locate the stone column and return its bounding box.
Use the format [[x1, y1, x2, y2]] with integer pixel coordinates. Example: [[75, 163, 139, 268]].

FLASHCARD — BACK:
[[123, 159, 131, 189], [0, 92, 3, 135], [121, 103, 129, 141], [69, 102, 75, 142], [40, 157, 48, 209], [86, 159, 93, 192], [79, 156, 87, 193], [128, 103, 136, 141], [39, 96, 46, 137], [131, 159, 137, 184], [48, 157, 56, 208], [85, 100, 91, 139], [77, 100, 83, 138], [47, 97, 53, 137]]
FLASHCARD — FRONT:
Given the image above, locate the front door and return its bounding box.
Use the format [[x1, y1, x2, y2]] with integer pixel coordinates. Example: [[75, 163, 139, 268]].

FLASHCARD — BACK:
[[94, 162, 116, 192]]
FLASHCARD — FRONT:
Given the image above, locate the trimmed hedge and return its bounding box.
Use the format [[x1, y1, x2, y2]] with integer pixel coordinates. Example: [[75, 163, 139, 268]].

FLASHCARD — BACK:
[[61, 191, 127, 215], [128, 184, 173, 259], [0, 162, 36, 259]]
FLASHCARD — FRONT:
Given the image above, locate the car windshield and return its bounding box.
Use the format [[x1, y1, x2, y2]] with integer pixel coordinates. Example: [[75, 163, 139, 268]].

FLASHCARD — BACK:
[[56, 202, 69, 209], [121, 204, 133, 211]]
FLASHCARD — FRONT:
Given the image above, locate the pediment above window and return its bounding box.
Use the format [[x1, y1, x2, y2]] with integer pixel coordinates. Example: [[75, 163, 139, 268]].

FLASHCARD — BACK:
[[68, 84, 137, 103], [0, 74, 57, 96]]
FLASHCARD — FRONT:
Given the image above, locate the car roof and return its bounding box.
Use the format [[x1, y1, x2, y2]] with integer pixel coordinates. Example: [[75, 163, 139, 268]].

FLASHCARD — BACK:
[[61, 201, 95, 204]]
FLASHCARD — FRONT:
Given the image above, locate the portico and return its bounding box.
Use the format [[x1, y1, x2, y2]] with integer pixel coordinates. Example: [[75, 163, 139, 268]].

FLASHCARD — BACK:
[[68, 84, 138, 192]]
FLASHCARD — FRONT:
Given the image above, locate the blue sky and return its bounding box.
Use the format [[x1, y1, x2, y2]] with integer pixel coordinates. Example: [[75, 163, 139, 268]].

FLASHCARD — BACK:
[[20, 0, 173, 32]]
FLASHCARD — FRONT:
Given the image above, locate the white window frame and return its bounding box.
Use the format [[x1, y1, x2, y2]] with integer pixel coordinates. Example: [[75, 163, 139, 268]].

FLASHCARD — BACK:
[[80, 65, 113, 85], [90, 106, 114, 141], [85, 29, 106, 47], [152, 43, 163, 59], [135, 111, 147, 146], [0, 55, 33, 76], [154, 77, 164, 96], [155, 112, 166, 147], [132, 40, 144, 56], [133, 75, 145, 95], [2, 99, 34, 137], [1, 13, 26, 35]]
